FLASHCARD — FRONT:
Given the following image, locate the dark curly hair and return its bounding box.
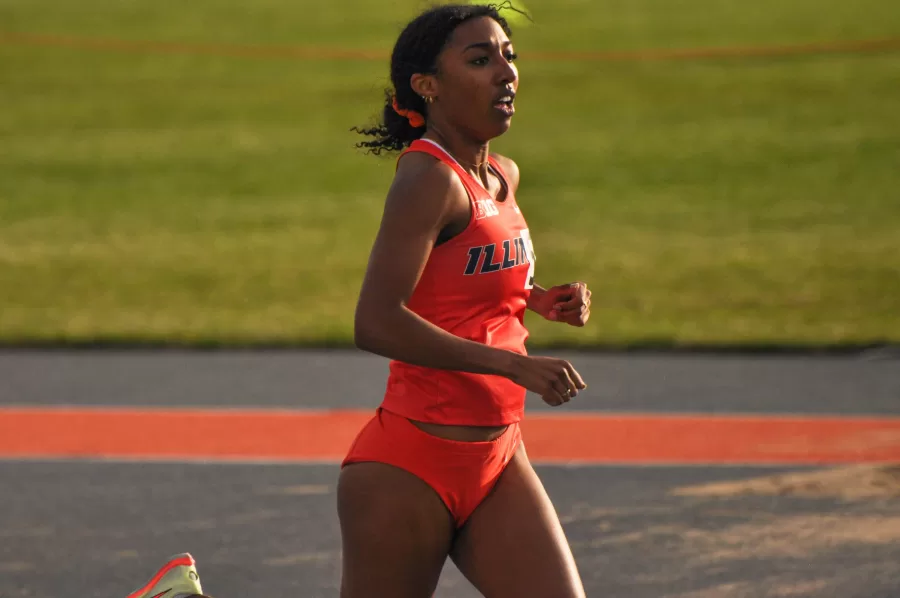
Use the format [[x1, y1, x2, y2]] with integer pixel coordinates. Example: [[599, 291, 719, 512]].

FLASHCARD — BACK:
[[353, 3, 526, 155]]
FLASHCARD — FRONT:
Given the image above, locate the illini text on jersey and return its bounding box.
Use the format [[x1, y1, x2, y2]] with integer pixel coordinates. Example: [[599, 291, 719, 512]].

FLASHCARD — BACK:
[[463, 230, 535, 277]]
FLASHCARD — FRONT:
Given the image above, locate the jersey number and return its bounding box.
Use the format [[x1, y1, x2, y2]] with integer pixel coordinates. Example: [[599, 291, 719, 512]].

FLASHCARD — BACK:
[[519, 228, 536, 290]]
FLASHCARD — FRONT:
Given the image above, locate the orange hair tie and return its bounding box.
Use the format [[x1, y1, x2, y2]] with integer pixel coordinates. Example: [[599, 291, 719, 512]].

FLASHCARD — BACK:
[[391, 95, 426, 128]]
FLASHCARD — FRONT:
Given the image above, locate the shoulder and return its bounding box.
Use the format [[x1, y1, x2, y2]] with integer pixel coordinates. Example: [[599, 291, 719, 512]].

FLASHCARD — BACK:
[[392, 150, 465, 199], [384, 149, 468, 226], [489, 153, 520, 193]]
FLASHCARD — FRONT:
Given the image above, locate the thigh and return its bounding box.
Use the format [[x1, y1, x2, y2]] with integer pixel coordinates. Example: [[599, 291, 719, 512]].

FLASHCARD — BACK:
[[337, 461, 456, 598], [449, 444, 586, 598]]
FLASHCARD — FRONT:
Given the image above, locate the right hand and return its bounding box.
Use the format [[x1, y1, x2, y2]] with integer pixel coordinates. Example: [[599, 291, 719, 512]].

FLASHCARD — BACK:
[[508, 355, 587, 407]]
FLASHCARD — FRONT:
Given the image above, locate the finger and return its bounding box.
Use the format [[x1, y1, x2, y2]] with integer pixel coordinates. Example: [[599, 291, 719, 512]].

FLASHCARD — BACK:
[[566, 362, 586, 390], [555, 303, 586, 317], [549, 294, 574, 312], [553, 298, 588, 316], [557, 368, 578, 397], [549, 377, 571, 403], [547, 283, 578, 300], [562, 306, 589, 322], [559, 310, 587, 327], [579, 311, 590, 326], [542, 392, 563, 407], [553, 287, 588, 311]]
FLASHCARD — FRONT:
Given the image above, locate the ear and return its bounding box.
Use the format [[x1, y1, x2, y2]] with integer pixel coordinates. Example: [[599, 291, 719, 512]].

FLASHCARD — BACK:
[[409, 73, 438, 103]]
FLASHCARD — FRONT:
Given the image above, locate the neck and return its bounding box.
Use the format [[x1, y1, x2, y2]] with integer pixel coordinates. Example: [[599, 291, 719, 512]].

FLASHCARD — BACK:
[[423, 122, 490, 183]]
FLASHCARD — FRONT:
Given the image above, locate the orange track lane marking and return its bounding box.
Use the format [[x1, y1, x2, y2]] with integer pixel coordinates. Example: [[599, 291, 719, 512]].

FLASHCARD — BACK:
[[2, 408, 900, 464]]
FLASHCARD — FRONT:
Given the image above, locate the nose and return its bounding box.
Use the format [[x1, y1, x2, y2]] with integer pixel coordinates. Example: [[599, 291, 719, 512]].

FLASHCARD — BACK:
[[496, 55, 517, 86]]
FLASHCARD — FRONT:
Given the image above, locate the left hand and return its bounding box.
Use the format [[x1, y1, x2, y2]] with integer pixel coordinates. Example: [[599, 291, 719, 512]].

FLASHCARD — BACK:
[[529, 282, 591, 327]]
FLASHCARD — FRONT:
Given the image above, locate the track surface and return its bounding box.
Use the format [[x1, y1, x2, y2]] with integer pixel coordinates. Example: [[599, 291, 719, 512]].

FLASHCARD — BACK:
[[1, 349, 899, 597]]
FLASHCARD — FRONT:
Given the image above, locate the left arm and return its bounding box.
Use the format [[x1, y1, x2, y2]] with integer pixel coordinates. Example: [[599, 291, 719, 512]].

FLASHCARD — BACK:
[[527, 281, 592, 327], [491, 153, 593, 328]]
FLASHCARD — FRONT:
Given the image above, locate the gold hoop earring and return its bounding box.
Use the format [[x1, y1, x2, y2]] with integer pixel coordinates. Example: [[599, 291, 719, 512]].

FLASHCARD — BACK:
[[422, 95, 435, 104]]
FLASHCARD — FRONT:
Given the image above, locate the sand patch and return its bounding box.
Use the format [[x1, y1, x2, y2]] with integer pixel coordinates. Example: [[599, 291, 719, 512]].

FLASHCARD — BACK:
[[684, 514, 900, 563], [668, 581, 755, 598], [263, 551, 335, 566], [0, 561, 35, 572], [574, 512, 900, 564], [671, 465, 900, 501], [257, 484, 331, 496]]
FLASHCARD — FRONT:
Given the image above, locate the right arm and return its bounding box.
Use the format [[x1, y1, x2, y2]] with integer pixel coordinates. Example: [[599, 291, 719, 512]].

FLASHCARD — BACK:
[[353, 154, 586, 405]]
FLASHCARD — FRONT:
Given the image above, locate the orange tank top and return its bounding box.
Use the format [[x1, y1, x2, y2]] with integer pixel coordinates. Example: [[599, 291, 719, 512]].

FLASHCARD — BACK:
[[380, 139, 536, 426]]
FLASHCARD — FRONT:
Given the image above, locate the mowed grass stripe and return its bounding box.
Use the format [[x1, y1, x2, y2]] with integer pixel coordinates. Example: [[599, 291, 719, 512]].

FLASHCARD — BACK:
[[2, 31, 900, 62], [1, 0, 898, 347]]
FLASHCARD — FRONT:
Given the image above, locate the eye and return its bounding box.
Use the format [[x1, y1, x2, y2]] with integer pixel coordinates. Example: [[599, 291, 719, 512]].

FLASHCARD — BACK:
[[505, 52, 518, 62], [470, 56, 489, 66]]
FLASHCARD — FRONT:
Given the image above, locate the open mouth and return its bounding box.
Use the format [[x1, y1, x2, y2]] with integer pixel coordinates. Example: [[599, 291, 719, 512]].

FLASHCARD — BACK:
[[493, 92, 516, 116]]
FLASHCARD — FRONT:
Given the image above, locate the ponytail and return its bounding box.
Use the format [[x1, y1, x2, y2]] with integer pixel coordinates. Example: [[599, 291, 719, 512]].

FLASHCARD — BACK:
[[352, 90, 427, 155]]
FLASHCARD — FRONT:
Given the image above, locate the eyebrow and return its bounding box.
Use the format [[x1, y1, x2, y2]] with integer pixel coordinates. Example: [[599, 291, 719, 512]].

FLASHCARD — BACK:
[[463, 40, 512, 52]]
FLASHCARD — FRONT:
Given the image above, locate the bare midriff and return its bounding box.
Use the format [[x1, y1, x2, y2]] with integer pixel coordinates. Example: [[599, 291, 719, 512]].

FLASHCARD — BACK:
[[408, 419, 509, 442]]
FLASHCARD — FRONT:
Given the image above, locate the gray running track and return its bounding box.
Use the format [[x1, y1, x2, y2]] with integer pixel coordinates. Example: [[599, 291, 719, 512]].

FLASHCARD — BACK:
[[1, 350, 899, 598], [1, 349, 898, 413]]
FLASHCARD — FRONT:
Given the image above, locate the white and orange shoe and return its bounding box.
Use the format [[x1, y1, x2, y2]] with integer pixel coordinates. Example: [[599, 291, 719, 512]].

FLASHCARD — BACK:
[[126, 553, 205, 598]]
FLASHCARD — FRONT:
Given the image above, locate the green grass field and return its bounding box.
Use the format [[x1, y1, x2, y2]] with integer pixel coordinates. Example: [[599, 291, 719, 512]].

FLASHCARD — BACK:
[[1, 0, 899, 347]]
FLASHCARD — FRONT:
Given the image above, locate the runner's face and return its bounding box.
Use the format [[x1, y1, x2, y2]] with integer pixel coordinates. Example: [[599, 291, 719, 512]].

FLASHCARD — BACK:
[[433, 17, 519, 140]]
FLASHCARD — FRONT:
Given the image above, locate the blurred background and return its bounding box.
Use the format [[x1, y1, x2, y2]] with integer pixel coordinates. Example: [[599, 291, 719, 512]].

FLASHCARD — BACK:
[[1, 0, 898, 350], [2, 2, 900, 597]]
